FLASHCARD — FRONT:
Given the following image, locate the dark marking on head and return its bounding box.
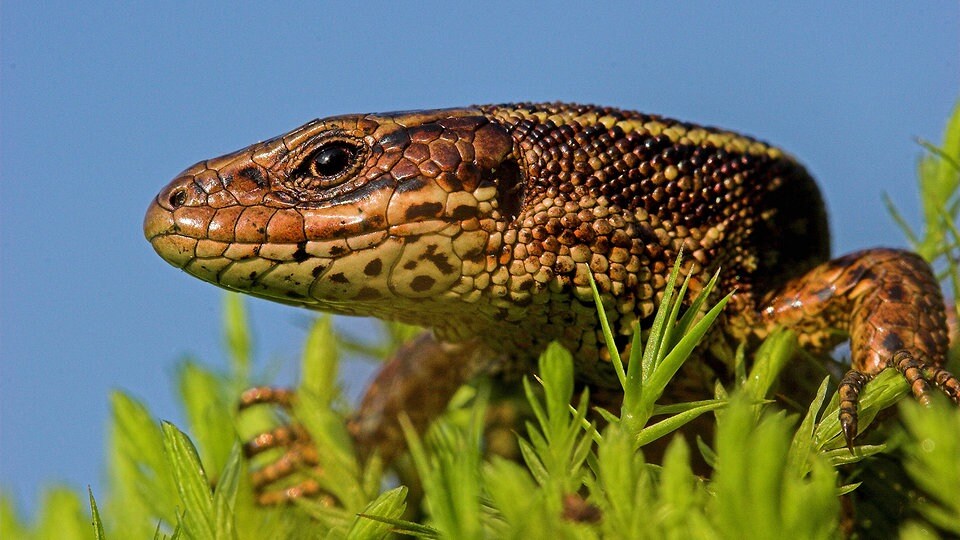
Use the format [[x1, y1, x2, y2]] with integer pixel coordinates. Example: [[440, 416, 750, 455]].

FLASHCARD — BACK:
[[356, 220, 377, 234], [463, 247, 483, 260], [286, 291, 306, 299], [367, 215, 386, 229], [403, 260, 418, 270], [292, 241, 309, 263], [410, 275, 435, 292], [378, 130, 411, 149], [488, 160, 524, 222], [329, 273, 349, 284], [420, 244, 455, 273], [405, 202, 443, 221], [249, 271, 258, 279], [239, 166, 268, 188], [312, 265, 324, 278], [364, 258, 383, 276], [396, 177, 428, 194], [450, 205, 479, 220], [329, 245, 347, 257]]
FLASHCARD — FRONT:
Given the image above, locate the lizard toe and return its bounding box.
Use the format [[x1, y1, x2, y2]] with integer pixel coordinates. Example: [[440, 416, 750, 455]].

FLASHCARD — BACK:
[[239, 386, 334, 506], [838, 369, 869, 451]]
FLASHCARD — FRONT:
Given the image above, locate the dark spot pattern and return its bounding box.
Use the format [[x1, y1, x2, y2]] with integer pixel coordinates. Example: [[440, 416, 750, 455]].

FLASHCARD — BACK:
[[449, 205, 480, 220], [410, 275, 435, 292], [883, 333, 904, 352], [420, 244, 455, 274], [364, 259, 383, 276], [405, 202, 443, 221], [292, 242, 309, 263]]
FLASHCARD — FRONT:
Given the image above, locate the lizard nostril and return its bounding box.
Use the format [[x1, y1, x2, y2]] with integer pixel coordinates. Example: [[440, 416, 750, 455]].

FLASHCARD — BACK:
[[169, 188, 187, 209]]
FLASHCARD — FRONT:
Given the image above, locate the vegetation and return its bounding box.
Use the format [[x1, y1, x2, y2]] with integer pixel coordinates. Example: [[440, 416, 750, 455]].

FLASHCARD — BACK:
[[3, 102, 958, 539]]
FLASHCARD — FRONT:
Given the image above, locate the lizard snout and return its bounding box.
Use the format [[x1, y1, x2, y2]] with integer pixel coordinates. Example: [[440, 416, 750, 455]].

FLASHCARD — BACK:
[[144, 169, 209, 268]]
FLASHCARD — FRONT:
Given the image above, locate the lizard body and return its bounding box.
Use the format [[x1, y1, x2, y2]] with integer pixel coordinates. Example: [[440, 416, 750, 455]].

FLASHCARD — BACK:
[[145, 103, 957, 501]]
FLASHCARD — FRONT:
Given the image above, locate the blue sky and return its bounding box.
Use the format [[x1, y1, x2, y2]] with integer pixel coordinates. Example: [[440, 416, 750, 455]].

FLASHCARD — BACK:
[[2, 1, 958, 514]]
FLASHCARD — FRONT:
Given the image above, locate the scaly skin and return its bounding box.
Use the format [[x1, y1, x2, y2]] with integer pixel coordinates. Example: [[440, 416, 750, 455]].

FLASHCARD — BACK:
[[144, 103, 958, 502]]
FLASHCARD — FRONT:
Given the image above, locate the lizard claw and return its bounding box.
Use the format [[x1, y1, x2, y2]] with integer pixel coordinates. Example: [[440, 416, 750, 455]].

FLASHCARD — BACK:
[[239, 386, 296, 410], [238, 386, 335, 506], [893, 350, 960, 405], [837, 351, 960, 452], [838, 370, 868, 451]]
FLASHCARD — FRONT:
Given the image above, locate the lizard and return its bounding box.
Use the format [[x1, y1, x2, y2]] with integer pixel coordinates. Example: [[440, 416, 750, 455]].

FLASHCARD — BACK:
[[144, 102, 958, 503]]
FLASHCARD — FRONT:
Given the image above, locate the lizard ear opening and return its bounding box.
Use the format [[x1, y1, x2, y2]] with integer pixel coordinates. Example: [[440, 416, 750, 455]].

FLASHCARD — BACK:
[[490, 159, 524, 222]]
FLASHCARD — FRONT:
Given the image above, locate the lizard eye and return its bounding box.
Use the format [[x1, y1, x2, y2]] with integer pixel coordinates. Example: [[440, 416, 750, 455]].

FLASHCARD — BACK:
[[304, 141, 361, 180]]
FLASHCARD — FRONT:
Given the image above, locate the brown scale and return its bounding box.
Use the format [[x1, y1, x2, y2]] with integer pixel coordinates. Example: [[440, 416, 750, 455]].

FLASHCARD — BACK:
[[144, 102, 958, 505]]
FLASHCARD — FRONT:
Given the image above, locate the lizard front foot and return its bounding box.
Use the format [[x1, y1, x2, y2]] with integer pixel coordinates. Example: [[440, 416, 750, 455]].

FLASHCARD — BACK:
[[758, 249, 957, 450], [237, 332, 484, 505], [239, 386, 334, 506], [838, 350, 960, 450]]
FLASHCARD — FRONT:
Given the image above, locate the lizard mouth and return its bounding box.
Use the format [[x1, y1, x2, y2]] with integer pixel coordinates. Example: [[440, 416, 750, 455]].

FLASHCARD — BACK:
[[145, 196, 477, 267], [144, 189, 491, 306]]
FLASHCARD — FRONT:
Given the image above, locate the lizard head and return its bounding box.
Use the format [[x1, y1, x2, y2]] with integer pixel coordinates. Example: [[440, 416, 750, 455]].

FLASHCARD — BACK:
[[144, 108, 522, 326]]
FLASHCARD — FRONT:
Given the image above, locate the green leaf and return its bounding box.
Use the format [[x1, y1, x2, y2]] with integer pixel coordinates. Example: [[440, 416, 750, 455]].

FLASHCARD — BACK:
[[484, 458, 543, 537], [107, 391, 178, 534], [299, 315, 339, 402], [787, 376, 830, 477], [900, 399, 960, 534], [635, 399, 727, 447], [713, 395, 839, 540], [587, 272, 625, 387], [212, 444, 241, 540], [640, 253, 684, 380], [822, 445, 886, 466], [593, 425, 649, 534], [162, 422, 215, 540], [742, 328, 797, 403], [399, 402, 486, 540], [177, 361, 234, 482], [634, 289, 732, 422], [35, 488, 89, 540], [352, 514, 439, 539], [294, 389, 365, 511], [89, 487, 106, 540], [900, 521, 942, 540], [517, 438, 550, 487], [222, 293, 251, 381], [0, 494, 29, 540], [347, 486, 408, 539], [658, 436, 706, 535], [540, 342, 575, 430]]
